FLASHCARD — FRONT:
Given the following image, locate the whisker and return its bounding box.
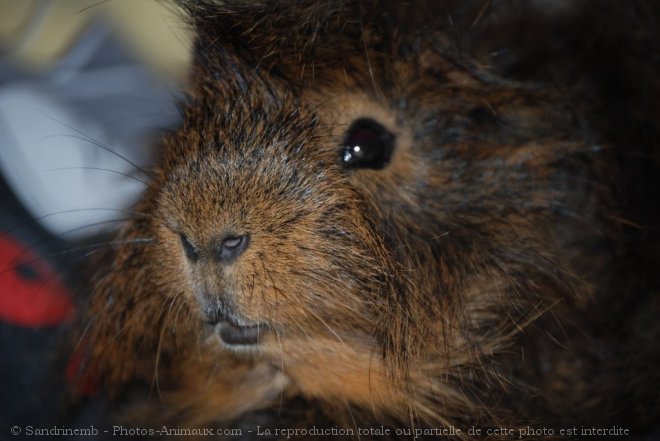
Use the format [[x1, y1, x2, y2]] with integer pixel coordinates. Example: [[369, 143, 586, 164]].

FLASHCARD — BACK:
[[299, 303, 345, 345], [4, 217, 133, 267], [344, 399, 361, 441], [273, 327, 286, 416], [468, 0, 492, 32], [42, 166, 150, 187], [73, 319, 95, 354], [171, 298, 190, 350], [152, 292, 183, 401], [38, 112, 152, 178], [0, 238, 155, 278], [359, 5, 379, 99], [104, 301, 156, 348], [0, 207, 154, 240], [76, 0, 113, 14]]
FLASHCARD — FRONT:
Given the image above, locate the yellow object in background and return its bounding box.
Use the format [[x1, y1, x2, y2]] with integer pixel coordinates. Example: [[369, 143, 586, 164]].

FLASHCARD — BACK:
[[0, 0, 192, 82]]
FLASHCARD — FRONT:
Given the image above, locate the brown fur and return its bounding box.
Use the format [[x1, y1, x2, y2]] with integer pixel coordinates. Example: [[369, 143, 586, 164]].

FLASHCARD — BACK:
[[72, 1, 660, 439]]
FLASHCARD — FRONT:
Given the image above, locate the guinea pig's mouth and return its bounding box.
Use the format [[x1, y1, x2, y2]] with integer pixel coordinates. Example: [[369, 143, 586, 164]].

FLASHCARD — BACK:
[[200, 298, 270, 347], [212, 320, 269, 347], [215, 321, 267, 346]]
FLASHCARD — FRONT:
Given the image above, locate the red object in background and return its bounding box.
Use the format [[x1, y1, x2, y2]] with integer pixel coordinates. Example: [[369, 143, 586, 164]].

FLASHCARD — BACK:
[[0, 233, 75, 327], [66, 337, 99, 397]]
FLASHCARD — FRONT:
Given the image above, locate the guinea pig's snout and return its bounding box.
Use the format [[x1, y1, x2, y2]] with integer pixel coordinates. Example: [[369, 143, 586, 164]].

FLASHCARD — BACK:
[[183, 231, 263, 346]]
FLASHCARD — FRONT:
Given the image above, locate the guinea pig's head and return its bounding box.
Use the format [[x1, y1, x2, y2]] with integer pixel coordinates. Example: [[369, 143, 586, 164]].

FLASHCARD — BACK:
[[148, 0, 607, 413]]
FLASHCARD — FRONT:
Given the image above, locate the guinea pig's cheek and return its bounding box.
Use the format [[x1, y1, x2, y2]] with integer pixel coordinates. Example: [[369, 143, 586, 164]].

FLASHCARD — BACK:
[[154, 226, 197, 294]]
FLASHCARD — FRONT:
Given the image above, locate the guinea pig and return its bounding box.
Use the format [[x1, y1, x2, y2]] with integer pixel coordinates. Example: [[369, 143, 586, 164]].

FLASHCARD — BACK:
[[73, 0, 660, 439]]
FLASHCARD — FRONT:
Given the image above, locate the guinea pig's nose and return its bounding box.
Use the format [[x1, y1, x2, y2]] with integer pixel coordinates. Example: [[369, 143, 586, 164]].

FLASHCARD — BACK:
[[210, 233, 250, 263]]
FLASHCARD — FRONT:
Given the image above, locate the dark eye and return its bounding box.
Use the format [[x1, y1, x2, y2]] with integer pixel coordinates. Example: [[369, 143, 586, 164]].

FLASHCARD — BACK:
[[341, 118, 395, 169], [180, 234, 199, 262]]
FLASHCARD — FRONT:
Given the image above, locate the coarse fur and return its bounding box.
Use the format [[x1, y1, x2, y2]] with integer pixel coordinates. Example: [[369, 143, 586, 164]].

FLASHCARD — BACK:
[[72, 0, 660, 439]]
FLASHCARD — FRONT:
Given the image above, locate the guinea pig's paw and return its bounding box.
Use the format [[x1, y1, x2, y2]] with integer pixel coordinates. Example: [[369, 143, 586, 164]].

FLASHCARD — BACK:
[[228, 363, 290, 414], [170, 361, 290, 424], [243, 363, 290, 396]]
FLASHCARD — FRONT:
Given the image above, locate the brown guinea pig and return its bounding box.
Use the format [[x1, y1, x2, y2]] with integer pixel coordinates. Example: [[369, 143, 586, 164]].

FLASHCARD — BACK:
[[73, 0, 660, 439]]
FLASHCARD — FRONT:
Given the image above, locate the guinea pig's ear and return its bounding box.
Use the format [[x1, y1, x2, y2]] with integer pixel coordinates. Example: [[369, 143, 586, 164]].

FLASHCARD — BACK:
[[397, 0, 587, 85], [391, 1, 590, 86], [459, 0, 660, 127], [460, 3, 587, 83]]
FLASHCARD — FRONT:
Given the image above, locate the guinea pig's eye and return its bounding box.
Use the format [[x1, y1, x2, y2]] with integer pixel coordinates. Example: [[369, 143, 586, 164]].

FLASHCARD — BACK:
[[180, 234, 199, 262], [341, 118, 395, 169]]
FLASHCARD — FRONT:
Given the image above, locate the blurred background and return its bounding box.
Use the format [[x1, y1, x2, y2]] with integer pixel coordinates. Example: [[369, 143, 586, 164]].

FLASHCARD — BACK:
[[0, 0, 192, 431]]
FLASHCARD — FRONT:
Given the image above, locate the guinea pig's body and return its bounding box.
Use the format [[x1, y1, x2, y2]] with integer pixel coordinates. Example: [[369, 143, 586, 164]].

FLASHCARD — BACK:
[[76, 0, 660, 439]]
